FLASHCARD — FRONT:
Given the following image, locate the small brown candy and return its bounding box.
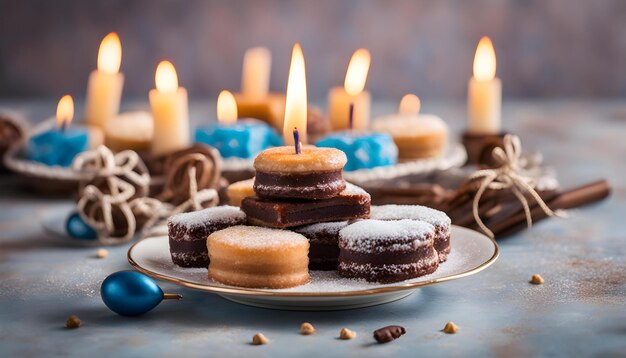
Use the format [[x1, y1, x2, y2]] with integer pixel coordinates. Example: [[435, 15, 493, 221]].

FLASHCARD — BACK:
[[443, 321, 459, 334], [530, 274, 545, 285], [96, 249, 108, 258], [66, 315, 81, 329], [339, 327, 356, 340], [300, 322, 315, 335], [252, 332, 268, 345], [373, 325, 406, 343]]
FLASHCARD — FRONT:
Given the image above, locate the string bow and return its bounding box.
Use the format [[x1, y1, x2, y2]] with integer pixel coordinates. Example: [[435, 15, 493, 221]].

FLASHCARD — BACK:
[[469, 134, 565, 238]]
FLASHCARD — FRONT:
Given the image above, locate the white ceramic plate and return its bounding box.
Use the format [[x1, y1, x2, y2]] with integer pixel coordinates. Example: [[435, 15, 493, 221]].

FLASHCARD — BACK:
[[128, 225, 498, 310]]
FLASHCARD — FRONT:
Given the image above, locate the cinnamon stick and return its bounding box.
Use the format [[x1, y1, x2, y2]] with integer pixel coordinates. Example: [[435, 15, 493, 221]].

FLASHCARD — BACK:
[[492, 180, 611, 237]]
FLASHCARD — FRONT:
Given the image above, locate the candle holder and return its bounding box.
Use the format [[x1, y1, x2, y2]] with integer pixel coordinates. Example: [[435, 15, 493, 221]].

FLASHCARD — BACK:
[[0, 111, 26, 172], [461, 131, 509, 166], [3, 118, 95, 195]]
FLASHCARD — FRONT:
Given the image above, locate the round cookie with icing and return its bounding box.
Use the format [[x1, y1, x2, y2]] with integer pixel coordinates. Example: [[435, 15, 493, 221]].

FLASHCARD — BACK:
[[253, 146, 347, 199], [294, 221, 349, 270], [372, 114, 448, 159], [370, 204, 452, 262], [338, 219, 439, 283], [167, 206, 246, 268], [208, 226, 310, 289]]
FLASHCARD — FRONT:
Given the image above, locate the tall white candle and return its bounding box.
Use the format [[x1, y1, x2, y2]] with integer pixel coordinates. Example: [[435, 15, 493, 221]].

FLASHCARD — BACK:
[[328, 49, 371, 130], [468, 36, 502, 134], [85, 33, 124, 129], [241, 47, 272, 100], [398, 94, 421, 116], [149, 61, 190, 156], [282, 43, 308, 145]]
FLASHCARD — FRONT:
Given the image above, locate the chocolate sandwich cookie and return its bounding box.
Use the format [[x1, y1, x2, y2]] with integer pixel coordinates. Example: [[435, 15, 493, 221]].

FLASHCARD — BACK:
[[242, 183, 370, 228], [294, 221, 349, 270], [253, 146, 347, 199], [370, 204, 452, 262], [338, 219, 439, 283], [168, 206, 246, 268]]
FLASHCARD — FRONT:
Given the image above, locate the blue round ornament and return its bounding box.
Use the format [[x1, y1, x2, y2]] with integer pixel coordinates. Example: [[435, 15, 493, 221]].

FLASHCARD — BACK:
[[66, 212, 97, 240], [101, 271, 181, 316]]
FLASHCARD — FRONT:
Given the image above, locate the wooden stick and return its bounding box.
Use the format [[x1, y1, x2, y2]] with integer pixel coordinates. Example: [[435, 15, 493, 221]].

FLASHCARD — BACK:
[[492, 180, 611, 237]]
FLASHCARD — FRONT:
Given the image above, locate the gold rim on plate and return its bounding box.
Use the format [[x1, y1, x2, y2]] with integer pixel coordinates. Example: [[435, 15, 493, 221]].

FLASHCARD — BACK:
[[127, 225, 499, 298]]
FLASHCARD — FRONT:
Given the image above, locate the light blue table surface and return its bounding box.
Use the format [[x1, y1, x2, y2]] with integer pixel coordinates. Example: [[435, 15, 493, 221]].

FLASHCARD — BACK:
[[0, 100, 624, 357]]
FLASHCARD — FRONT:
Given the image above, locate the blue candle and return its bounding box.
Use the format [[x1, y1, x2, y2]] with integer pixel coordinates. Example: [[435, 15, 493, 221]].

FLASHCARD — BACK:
[[195, 90, 282, 159], [27, 95, 89, 167], [317, 99, 397, 171], [316, 131, 398, 171]]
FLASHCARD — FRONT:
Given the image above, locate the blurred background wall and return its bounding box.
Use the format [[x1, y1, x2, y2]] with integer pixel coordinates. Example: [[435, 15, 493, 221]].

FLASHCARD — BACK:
[[1, 0, 625, 100]]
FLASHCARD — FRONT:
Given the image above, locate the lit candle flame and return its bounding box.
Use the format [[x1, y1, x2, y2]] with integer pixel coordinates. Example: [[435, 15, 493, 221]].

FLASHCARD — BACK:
[[97, 32, 122, 75], [155, 61, 179, 93], [217, 90, 238, 125], [399, 94, 421, 116], [473, 36, 496, 81], [56, 95, 74, 129], [283, 43, 307, 145], [344, 48, 371, 96]]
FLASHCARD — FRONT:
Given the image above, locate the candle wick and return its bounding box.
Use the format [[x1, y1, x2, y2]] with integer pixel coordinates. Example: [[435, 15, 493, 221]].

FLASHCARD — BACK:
[[348, 102, 355, 130], [293, 127, 300, 154], [59, 118, 69, 133]]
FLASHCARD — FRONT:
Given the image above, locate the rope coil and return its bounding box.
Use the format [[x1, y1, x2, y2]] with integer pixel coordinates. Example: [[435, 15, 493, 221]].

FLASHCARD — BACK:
[[72, 146, 219, 245], [469, 134, 566, 238]]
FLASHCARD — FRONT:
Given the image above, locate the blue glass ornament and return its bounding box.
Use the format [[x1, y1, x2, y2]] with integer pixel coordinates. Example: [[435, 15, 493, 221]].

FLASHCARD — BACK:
[[65, 212, 97, 240], [101, 271, 182, 316]]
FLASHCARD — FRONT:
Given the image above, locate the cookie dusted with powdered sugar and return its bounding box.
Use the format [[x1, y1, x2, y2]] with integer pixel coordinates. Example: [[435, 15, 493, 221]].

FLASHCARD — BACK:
[[294, 221, 349, 270], [370, 205, 452, 262], [253, 146, 347, 200], [167, 206, 246, 268], [242, 183, 370, 228], [208, 226, 310, 289], [338, 219, 438, 283]]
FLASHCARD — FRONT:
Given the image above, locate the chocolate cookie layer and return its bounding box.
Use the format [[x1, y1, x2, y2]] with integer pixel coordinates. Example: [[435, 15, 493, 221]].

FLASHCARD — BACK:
[[370, 205, 452, 262], [294, 221, 349, 270], [168, 206, 246, 268], [338, 219, 439, 283], [254, 170, 346, 199], [242, 183, 370, 228]]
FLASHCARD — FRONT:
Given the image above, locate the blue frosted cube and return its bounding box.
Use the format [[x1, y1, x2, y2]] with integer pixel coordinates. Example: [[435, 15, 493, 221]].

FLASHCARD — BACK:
[[27, 128, 89, 167], [316, 132, 398, 171], [195, 119, 282, 159]]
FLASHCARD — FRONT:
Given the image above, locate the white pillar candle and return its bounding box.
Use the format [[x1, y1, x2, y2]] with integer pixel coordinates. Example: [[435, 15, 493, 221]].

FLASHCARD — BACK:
[[398, 93, 421, 116], [241, 47, 271, 100], [328, 49, 371, 130], [85, 33, 124, 129], [282, 43, 308, 145], [235, 47, 285, 131], [468, 36, 502, 134], [149, 61, 190, 156]]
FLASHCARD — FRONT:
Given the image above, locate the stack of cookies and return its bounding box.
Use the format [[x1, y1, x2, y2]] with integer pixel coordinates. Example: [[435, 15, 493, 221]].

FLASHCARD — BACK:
[[167, 146, 454, 288], [241, 146, 371, 228]]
